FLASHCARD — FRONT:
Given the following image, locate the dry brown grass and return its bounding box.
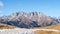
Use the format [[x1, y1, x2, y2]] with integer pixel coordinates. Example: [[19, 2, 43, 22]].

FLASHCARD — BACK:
[[0, 24, 16, 29], [32, 24, 60, 30], [32, 24, 60, 34], [35, 30, 60, 34], [41, 24, 60, 30]]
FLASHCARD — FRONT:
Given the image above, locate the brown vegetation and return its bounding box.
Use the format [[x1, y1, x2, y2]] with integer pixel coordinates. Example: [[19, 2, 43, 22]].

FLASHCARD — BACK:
[[32, 24, 60, 30], [0, 24, 16, 29], [33, 24, 60, 34], [35, 30, 60, 34], [41, 24, 60, 30]]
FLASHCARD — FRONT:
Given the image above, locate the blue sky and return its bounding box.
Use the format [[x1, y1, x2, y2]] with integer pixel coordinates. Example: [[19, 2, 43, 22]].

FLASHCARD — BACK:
[[0, 0, 60, 17]]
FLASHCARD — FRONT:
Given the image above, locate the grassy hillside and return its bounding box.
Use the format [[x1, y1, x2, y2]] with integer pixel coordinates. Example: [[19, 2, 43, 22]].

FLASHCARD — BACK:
[[35, 30, 60, 34], [0, 23, 60, 34], [0, 24, 16, 29], [41, 24, 60, 30], [32, 24, 60, 30], [33, 24, 60, 34]]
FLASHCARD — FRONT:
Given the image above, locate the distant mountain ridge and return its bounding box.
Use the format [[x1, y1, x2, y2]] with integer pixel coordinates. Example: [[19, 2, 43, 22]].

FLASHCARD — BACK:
[[0, 12, 60, 28]]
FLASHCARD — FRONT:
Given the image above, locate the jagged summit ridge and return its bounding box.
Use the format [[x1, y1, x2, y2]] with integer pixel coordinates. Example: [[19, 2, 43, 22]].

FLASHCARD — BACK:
[[0, 12, 60, 28], [11, 12, 42, 17]]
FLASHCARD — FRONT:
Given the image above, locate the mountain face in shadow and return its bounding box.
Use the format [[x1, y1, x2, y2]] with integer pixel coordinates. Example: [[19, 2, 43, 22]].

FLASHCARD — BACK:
[[0, 12, 60, 28]]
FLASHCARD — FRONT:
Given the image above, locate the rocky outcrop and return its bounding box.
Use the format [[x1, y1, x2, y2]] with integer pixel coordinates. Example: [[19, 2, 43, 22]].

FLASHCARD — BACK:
[[0, 12, 60, 28]]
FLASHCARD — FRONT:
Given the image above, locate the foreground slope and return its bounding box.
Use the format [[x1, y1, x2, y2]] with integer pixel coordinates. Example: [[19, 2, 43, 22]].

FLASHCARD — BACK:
[[35, 30, 60, 34], [0, 27, 60, 34], [0, 23, 60, 34], [32, 24, 60, 30], [33, 24, 60, 34], [0, 23, 16, 29], [42, 24, 60, 30]]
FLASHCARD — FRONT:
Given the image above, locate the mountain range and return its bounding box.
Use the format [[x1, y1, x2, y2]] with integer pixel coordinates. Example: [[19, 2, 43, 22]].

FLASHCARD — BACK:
[[0, 12, 60, 28]]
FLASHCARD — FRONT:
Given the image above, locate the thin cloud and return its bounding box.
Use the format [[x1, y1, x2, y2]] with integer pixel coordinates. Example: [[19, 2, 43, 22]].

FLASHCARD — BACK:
[[0, 1, 4, 7]]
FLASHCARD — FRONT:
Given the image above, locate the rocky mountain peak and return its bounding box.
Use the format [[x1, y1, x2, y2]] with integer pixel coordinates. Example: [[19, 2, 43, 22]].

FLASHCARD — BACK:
[[0, 12, 60, 28]]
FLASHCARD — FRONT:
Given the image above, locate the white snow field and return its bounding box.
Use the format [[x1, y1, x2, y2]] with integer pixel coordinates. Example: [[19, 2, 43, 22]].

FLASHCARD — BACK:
[[0, 28, 60, 34]]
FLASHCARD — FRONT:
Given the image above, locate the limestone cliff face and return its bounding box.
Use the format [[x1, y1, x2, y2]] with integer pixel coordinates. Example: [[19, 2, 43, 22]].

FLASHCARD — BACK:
[[0, 12, 60, 28]]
